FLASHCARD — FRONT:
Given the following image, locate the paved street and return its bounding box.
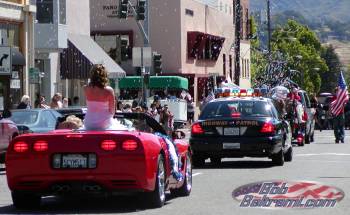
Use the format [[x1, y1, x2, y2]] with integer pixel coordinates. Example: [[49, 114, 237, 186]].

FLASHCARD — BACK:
[[0, 130, 349, 215]]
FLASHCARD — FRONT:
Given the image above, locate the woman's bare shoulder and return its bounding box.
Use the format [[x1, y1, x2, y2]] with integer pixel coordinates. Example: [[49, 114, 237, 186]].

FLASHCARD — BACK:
[[105, 86, 115, 93]]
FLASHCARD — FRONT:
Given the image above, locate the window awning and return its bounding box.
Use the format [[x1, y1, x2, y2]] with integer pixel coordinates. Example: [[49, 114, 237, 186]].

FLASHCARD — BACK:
[[119, 76, 189, 90], [11, 48, 25, 66], [60, 34, 126, 79]]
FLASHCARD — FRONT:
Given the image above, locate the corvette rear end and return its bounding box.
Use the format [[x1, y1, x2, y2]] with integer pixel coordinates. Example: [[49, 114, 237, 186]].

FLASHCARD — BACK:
[[6, 130, 161, 205]]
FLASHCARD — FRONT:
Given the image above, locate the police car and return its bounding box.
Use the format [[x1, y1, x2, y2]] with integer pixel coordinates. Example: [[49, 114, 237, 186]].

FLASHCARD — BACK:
[[190, 97, 293, 167]]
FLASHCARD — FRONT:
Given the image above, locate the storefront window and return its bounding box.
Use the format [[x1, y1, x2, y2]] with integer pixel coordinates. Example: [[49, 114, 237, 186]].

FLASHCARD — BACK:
[[0, 23, 20, 47], [36, 0, 53, 24], [59, 0, 66, 24]]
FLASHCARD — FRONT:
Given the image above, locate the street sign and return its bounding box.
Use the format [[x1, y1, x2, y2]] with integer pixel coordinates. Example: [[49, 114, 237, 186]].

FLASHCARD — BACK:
[[132, 47, 152, 67], [29, 68, 40, 84], [0, 46, 11, 74], [10, 79, 20, 89]]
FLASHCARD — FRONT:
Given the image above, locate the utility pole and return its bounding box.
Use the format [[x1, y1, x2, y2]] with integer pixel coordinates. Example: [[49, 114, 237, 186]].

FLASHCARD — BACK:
[[128, 0, 150, 104], [267, 0, 271, 54], [234, 0, 241, 86]]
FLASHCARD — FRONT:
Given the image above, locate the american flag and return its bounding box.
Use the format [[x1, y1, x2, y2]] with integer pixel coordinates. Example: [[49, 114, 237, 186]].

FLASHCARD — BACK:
[[331, 71, 349, 116]]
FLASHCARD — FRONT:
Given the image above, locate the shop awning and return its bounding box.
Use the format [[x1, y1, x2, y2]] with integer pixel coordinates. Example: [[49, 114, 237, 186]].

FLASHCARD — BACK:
[[11, 48, 25, 65], [60, 34, 126, 79], [119, 76, 189, 90], [149, 76, 188, 90], [119, 76, 143, 89]]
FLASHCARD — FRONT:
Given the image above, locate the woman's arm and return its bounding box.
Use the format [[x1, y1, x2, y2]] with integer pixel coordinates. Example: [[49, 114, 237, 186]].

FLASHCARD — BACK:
[[107, 87, 116, 115]]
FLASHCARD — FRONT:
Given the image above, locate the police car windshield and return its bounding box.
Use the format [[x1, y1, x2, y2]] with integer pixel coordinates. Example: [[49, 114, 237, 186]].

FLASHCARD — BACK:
[[199, 100, 273, 120]]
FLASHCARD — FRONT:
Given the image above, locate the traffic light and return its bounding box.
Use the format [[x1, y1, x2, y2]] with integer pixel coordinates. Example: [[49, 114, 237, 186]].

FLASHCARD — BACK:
[[120, 38, 129, 61], [136, 0, 146, 20], [119, 0, 128, 19], [153, 52, 162, 75]]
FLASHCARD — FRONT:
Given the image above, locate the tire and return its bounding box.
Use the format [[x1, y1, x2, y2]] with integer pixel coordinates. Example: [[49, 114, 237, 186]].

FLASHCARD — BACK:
[[272, 148, 284, 166], [192, 155, 205, 168], [11, 191, 41, 209], [210, 157, 221, 166], [284, 147, 293, 162], [145, 154, 166, 208], [171, 153, 192, 196], [0, 153, 5, 164]]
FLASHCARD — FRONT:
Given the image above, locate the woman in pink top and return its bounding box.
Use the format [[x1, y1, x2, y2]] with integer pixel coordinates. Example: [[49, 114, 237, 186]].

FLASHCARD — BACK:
[[83, 64, 123, 130]]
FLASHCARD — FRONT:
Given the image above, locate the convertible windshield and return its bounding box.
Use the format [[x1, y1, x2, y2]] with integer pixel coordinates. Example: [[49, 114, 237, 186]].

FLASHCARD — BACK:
[[11, 111, 39, 125]]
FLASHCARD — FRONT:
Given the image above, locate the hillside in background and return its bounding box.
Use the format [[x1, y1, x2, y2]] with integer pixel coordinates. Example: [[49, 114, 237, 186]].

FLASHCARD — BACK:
[[250, 0, 350, 23]]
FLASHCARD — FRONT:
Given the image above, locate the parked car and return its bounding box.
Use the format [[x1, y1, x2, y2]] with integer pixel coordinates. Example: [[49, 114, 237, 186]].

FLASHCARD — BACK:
[[297, 90, 316, 144], [0, 110, 18, 163], [10, 109, 62, 133]]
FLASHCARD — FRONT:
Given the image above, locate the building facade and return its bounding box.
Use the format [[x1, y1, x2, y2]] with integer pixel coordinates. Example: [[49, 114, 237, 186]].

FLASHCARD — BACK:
[[90, 0, 251, 104], [0, 0, 35, 110], [34, 0, 125, 106]]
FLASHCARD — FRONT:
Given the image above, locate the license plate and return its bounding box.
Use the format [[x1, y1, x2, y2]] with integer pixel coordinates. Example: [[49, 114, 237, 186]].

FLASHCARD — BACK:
[[321, 116, 325, 119], [223, 143, 240, 149], [62, 154, 88, 169], [224, 127, 240, 136]]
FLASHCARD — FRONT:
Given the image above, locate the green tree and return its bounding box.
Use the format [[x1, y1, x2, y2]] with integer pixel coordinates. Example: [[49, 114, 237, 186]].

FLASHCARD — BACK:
[[271, 20, 328, 93], [320, 45, 341, 92]]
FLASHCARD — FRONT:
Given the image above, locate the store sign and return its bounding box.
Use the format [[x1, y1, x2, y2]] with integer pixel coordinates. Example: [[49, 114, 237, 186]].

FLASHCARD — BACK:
[[10, 79, 21, 89], [0, 46, 11, 74], [12, 71, 19, 79], [102, 4, 133, 18], [29, 68, 40, 84], [103, 4, 119, 18]]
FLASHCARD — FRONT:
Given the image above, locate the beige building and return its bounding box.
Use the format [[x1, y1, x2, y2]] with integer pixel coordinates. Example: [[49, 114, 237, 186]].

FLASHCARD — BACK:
[[90, 0, 251, 103], [0, 0, 36, 109]]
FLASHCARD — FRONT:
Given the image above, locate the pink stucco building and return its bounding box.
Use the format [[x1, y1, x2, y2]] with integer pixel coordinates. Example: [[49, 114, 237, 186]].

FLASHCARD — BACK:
[[90, 0, 251, 102]]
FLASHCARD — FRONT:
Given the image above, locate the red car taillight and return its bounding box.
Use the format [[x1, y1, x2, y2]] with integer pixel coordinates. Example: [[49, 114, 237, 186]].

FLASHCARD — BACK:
[[122, 140, 138, 151], [13, 141, 29, 153], [191, 123, 204, 135], [33, 141, 48, 152], [100, 140, 117, 151], [260, 122, 275, 133], [231, 112, 241, 118]]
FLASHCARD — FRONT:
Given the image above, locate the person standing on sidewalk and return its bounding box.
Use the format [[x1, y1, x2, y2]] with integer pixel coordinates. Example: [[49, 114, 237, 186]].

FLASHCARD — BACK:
[[330, 72, 349, 143]]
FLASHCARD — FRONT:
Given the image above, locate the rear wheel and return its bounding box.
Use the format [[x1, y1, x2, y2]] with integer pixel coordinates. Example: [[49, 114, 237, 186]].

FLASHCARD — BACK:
[[192, 155, 205, 168], [284, 147, 293, 162], [0, 153, 5, 164], [171, 153, 192, 196], [272, 148, 284, 166], [12, 191, 41, 209], [145, 154, 166, 208]]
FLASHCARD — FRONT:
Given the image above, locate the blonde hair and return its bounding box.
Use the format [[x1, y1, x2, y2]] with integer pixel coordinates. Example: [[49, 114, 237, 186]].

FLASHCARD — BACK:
[[21, 95, 30, 103], [57, 115, 83, 129]]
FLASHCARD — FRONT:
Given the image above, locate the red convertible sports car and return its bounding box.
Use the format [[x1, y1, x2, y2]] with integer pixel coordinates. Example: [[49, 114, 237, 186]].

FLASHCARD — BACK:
[[6, 113, 192, 209]]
